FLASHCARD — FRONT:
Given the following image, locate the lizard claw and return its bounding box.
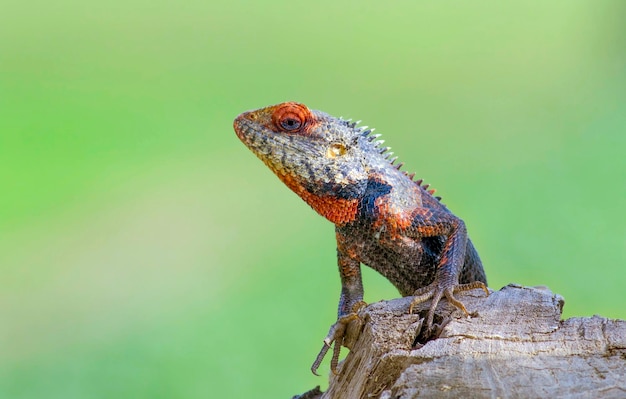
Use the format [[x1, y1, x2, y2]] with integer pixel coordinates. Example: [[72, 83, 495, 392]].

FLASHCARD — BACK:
[[311, 301, 366, 376], [409, 281, 488, 335]]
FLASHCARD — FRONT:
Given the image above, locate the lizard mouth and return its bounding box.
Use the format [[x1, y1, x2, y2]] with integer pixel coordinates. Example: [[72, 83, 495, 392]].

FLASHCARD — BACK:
[[234, 112, 276, 162], [233, 112, 286, 175]]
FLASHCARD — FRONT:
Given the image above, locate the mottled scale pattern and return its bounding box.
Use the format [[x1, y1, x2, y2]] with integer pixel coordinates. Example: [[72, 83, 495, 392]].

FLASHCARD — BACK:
[[234, 102, 488, 374]]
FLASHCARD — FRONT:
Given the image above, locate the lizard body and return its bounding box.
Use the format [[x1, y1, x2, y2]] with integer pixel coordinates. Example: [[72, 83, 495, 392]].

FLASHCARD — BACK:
[[233, 102, 488, 374]]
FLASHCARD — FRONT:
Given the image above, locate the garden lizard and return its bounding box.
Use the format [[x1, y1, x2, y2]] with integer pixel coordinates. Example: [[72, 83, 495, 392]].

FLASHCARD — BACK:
[[233, 102, 488, 375]]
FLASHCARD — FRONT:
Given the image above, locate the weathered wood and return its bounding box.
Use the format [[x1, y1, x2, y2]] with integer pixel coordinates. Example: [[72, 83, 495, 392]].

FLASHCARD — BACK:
[[296, 284, 626, 399]]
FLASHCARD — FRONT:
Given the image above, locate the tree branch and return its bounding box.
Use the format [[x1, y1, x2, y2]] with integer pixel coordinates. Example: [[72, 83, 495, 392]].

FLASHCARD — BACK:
[[294, 284, 626, 399]]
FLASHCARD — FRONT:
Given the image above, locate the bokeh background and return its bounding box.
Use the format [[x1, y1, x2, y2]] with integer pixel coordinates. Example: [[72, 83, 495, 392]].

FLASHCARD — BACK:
[[1, 1, 625, 397]]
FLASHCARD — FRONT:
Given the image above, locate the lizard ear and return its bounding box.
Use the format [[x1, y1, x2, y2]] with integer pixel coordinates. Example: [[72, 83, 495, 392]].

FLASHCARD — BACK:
[[326, 142, 347, 158], [272, 102, 313, 133]]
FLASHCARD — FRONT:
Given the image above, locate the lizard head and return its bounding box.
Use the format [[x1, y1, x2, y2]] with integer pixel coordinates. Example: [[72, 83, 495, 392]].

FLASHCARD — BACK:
[[234, 102, 388, 224]]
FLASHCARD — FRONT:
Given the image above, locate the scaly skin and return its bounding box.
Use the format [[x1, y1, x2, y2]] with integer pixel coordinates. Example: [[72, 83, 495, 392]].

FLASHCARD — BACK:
[[233, 102, 488, 375]]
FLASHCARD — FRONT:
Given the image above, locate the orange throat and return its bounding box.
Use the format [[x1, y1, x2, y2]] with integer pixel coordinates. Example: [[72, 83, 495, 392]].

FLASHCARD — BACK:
[[277, 172, 358, 225]]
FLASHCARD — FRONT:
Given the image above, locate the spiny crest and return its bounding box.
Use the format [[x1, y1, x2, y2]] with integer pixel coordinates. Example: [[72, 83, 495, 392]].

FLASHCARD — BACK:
[[338, 116, 360, 130], [350, 120, 443, 203]]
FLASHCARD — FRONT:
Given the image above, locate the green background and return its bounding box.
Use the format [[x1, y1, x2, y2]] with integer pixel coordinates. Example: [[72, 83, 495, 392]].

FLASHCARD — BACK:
[[1, 1, 625, 397]]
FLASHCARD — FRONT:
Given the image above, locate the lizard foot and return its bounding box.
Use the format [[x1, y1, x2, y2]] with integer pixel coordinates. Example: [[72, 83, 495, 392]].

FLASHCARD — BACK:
[[310, 301, 367, 376], [409, 281, 488, 337]]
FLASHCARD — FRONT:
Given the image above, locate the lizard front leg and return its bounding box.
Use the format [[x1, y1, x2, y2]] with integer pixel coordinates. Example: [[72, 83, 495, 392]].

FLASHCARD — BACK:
[[311, 245, 366, 375], [405, 208, 489, 332]]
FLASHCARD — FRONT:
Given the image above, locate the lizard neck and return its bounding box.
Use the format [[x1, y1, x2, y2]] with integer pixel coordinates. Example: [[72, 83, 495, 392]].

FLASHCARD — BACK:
[[277, 172, 359, 225]]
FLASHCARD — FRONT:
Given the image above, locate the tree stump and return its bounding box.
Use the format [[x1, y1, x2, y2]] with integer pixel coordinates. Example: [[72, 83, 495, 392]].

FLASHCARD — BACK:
[[294, 284, 626, 399]]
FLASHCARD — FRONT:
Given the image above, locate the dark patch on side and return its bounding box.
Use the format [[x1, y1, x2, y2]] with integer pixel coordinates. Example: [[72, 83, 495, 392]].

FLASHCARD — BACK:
[[307, 179, 367, 200], [358, 176, 393, 221], [421, 236, 444, 264]]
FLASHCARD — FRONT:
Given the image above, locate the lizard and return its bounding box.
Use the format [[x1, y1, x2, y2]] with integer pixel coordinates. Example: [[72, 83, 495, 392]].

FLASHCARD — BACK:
[[233, 102, 488, 375]]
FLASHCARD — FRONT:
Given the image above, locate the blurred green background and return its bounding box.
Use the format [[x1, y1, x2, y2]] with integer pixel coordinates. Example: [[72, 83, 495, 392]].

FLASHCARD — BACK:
[[1, 0, 625, 397]]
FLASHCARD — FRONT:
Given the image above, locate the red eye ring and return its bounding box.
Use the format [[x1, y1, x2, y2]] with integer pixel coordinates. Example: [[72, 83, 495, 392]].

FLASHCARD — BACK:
[[272, 102, 311, 133]]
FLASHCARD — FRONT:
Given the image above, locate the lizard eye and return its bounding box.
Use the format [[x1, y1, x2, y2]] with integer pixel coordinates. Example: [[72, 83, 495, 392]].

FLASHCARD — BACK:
[[272, 102, 311, 133], [280, 117, 301, 131]]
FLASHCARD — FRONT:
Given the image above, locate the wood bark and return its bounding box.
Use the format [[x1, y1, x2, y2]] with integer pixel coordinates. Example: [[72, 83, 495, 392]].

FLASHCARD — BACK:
[[294, 284, 626, 399]]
